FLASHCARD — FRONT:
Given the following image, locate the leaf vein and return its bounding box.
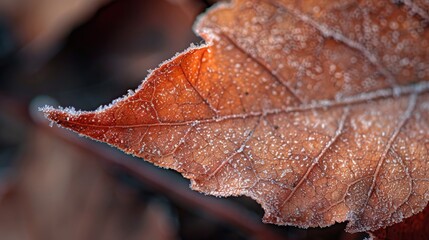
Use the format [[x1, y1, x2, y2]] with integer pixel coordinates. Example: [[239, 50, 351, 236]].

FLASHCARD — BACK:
[[208, 116, 262, 178], [272, 0, 398, 87], [361, 93, 418, 216], [219, 31, 304, 104], [50, 82, 429, 129], [280, 107, 349, 208]]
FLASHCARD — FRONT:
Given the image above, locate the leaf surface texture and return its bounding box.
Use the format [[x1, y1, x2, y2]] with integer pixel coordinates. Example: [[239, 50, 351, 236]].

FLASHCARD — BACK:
[[43, 0, 429, 232]]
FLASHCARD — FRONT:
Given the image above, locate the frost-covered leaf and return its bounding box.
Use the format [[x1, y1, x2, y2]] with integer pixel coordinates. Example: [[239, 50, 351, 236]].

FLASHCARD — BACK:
[[42, 0, 429, 233]]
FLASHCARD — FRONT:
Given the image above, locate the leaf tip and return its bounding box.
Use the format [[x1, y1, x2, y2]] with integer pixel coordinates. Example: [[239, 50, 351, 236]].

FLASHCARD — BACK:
[[38, 105, 78, 128]]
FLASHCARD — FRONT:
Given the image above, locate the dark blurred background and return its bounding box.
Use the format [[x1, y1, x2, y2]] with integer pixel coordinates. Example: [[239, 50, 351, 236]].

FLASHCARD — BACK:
[[0, 0, 367, 239]]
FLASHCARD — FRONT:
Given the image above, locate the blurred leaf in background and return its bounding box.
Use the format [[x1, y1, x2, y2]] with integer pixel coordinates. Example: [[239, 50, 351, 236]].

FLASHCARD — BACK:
[[0, 0, 110, 62], [0, 128, 178, 240]]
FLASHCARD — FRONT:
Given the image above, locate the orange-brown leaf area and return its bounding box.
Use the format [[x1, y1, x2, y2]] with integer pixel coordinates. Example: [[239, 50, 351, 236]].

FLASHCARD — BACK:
[[43, 0, 429, 233]]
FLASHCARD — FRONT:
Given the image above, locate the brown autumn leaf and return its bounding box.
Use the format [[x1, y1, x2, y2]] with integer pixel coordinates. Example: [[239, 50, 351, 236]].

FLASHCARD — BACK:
[[41, 0, 429, 233]]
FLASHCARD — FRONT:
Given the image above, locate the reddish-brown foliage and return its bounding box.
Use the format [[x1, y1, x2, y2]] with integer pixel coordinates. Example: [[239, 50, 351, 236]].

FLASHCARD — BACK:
[[42, 0, 429, 235], [371, 204, 429, 240]]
